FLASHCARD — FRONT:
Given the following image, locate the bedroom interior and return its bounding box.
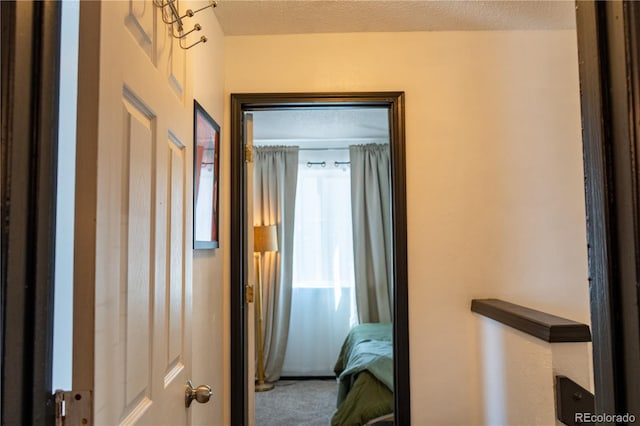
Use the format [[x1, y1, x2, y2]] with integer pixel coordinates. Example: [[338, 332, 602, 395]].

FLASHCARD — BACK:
[[250, 107, 395, 425]]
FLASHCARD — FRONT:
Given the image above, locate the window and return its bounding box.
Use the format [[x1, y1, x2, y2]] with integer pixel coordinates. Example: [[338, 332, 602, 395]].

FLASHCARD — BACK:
[[284, 161, 358, 375], [292, 165, 355, 289]]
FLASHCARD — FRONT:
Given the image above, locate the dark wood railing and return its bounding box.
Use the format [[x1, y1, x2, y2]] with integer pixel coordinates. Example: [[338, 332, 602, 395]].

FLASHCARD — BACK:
[[471, 299, 591, 343]]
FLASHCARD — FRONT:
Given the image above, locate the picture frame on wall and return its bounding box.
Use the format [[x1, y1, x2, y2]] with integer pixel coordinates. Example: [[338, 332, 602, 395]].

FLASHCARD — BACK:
[[193, 100, 220, 249]]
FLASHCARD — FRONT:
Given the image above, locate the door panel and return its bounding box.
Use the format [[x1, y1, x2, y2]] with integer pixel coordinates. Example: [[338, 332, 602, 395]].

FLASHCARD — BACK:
[[124, 0, 155, 62], [167, 135, 186, 384], [122, 91, 154, 417], [169, 43, 186, 99], [75, 1, 193, 424]]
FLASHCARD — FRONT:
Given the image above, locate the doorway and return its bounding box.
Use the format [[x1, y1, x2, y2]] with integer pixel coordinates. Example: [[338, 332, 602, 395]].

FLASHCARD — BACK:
[[229, 92, 410, 425]]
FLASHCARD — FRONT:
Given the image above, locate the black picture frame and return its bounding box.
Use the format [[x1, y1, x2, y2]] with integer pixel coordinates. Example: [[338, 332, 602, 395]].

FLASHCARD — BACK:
[[193, 100, 220, 249]]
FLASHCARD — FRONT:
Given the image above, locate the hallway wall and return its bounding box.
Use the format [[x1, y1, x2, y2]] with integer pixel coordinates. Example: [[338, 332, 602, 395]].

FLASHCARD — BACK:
[[224, 30, 590, 424]]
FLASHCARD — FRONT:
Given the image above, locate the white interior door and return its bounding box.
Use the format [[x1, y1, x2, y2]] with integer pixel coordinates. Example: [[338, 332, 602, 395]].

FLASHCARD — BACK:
[[73, 1, 197, 424], [245, 113, 256, 426]]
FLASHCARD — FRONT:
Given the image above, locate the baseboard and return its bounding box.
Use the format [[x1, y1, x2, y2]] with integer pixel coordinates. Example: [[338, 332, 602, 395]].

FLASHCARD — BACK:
[[279, 375, 336, 381]]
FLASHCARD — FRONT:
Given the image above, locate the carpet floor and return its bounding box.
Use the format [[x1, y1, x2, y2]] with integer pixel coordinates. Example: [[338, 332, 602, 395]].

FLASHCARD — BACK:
[[255, 379, 338, 426]]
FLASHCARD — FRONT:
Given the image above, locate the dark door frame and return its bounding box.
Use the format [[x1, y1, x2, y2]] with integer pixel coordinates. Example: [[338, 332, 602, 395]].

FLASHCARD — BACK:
[[229, 92, 410, 425], [1, 1, 62, 424], [575, 0, 640, 418]]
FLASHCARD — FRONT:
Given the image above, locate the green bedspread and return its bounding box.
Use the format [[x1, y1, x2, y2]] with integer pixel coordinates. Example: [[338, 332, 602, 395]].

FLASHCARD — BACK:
[[331, 323, 394, 426]]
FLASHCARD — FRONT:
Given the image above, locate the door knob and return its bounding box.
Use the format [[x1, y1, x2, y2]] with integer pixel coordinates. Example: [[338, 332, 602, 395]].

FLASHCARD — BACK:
[[185, 380, 212, 407]]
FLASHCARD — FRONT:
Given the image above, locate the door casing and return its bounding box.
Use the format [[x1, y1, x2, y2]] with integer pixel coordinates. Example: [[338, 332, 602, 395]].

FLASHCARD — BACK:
[[229, 92, 410, 425], [575, 0, 640, 417], [1, 1, 61, 424]]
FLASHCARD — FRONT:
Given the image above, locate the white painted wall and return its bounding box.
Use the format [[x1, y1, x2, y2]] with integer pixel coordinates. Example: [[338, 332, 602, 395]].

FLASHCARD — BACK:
[[477, 317, 592, 425], [224, 30, 590, 424], [189, 3, 228, 425]]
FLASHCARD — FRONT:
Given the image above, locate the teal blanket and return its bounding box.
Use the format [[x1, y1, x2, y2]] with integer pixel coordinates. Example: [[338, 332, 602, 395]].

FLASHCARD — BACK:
[[332, 323, 393, 425]]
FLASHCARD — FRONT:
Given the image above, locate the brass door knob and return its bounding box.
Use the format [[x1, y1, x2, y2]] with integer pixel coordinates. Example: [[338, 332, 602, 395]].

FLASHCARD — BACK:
[[185, 380, 212, 407]]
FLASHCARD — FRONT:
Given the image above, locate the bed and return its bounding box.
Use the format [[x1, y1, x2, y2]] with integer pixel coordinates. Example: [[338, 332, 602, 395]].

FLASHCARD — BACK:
[[331, 323, 394, 425]]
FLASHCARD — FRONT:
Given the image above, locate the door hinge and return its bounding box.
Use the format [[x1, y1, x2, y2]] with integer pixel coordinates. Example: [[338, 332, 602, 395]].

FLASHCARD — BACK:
[[245, 285, 254, 303], [244, 145, 253, 163], [55, 390, 92, 426]]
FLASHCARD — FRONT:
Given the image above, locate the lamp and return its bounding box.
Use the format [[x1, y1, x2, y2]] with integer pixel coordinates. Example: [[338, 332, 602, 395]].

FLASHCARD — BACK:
[[253, 225, 278, 392]]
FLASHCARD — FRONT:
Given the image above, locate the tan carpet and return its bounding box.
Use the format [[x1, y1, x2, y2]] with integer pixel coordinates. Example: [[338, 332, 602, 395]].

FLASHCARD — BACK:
[[255, 379, 338, 426]]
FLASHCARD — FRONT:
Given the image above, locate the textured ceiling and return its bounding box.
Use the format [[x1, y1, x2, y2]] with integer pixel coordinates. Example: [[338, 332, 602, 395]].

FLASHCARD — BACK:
[[214, 0, 576, 36], [252, 108, 389, 148]]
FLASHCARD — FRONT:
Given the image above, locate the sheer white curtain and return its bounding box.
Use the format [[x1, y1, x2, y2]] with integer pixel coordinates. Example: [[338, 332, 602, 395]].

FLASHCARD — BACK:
[[282, 156, 357, 376], [253, 146, 299, 382], [350, 143, 393, 323]]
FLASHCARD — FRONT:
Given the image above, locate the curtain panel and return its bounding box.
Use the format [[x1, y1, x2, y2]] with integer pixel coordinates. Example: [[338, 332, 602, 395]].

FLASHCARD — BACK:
[[282, 287, 355, 376], [253, 146, 299, 382], [349, 144, 393, 323]]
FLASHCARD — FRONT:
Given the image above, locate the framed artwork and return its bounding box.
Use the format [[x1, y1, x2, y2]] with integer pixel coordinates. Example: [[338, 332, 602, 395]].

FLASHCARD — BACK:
[[193, 100, 220, 249]]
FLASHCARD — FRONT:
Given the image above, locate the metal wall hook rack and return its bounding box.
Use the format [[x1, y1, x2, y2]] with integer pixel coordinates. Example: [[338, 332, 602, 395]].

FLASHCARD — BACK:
[[153, 0, 217, 50]]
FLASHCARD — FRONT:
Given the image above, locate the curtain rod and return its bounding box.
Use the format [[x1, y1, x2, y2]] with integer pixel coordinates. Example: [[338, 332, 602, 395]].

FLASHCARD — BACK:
[[296, 144, 388, 151], [257, 145, 388, 152], [306, 161, 351, 168], [298, 147, 349, 151]]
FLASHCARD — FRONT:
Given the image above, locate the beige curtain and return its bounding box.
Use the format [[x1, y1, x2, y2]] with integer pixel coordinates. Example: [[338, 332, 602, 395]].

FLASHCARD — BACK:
[[253, 146, 299, 382], [349, 144, 393, 323]]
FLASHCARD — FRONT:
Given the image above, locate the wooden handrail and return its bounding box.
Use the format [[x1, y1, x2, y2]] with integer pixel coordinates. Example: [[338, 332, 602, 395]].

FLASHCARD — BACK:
[[471, 299, 591, 343]]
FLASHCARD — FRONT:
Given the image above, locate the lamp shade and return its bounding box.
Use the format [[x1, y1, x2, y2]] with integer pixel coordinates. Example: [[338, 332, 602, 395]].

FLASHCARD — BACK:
[[254, 225, 278, 253]]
